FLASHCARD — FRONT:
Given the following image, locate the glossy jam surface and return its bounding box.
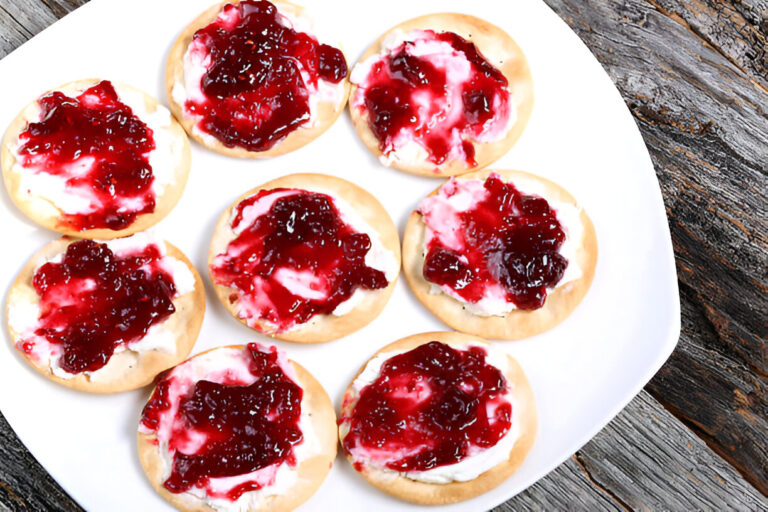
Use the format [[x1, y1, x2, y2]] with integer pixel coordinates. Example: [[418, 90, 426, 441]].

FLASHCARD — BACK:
[[25, 239, 176, 373], [185, 0, 347, 151], [141, 344, 304, 500], [17, 80, 157, 231], [356, 30, 510, 167], [210, 189, 388, 332], [422, 175, 568, 310], [341, 342, 511, 472]]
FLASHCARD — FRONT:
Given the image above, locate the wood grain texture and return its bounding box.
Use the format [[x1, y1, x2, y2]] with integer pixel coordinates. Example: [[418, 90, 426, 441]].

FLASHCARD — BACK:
[[541, 0, 768, 494], [647, 0, 768, 89], [0, 0, 766, 510], [496, 392, 767, 511], [0, 0, 87, 57], [0, 413, 81, 512]]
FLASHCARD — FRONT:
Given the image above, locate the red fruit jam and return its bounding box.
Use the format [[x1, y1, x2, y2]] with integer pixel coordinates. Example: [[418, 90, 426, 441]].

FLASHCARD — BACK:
[[341, 341, 511, 472], [140, 344, 304, 500], [354, 30, 511, 167], [210, 189, 388, 332], [183, 0, 348, 151], [421, 174, 568, 310], [24, 239, 176, 374], [16, 80, 157, 231]]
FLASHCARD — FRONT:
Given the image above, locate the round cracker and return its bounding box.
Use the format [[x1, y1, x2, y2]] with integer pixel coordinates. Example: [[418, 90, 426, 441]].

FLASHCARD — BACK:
[[137, 344, 337, 512], [166, 0, 351, 158], [1, 79, 192, 240], [5, 236, 205, 393], [208, 173, 401, 343], [348, 13, 534, 177], [338, 331, 537, 505], [402, 169, 598, 340]]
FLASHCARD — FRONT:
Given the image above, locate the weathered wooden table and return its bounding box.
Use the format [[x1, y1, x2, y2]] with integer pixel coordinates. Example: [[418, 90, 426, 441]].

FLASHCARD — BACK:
[[1, 1, 765, 510]]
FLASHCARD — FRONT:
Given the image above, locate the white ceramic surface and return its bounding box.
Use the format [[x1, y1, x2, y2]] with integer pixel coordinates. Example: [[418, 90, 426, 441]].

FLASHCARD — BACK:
[[0, 0, 680, 510]]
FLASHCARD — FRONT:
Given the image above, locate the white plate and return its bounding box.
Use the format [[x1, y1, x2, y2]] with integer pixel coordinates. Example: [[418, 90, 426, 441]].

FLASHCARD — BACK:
[[0, 0, 680, 510]]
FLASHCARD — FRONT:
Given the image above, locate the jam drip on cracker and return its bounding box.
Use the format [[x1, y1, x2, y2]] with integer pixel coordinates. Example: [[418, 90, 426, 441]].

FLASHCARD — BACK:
[[185, 0, 347, 151], [24, 239, 176, 373], [141, 344, 304, 501], [211, 189, 388, 332], [357, 30, 510, 167], [17, 80, 157, 231], [422, 174, 568, 310], [341, 341, 511, 472]]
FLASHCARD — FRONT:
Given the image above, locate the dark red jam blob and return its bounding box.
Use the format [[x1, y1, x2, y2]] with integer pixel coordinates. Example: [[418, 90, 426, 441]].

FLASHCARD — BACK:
[[141, 374, 172, 432], [141, 344, 303, 500], [210, 189, 388, 332], [17, 80, 157, 231], [341, 341, 511, 472], [28, 239, 176, 374], [358, 31, 509, 166], [186, 0, 348, 152], [422, 175, 568, 310]]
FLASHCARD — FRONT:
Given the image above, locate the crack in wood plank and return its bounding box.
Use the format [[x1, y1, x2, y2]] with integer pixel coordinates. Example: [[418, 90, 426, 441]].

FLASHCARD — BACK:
[[37, 0, 70, 20], [0, 4, 33, 38], [644, 0, 768, 91], [572, 453, 632, 511], [498, 391, 767, 510], [572, 392, 767, 508], [36, 0, 87, 20], [645, 0, 749, 74], [492, 458, 622, 511], [647, 282, 768, 494]]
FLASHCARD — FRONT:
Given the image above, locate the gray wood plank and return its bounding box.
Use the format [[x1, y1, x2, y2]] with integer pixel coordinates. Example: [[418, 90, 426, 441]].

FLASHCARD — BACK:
[[569, 392, 766, 510], [498, 392, 767, 511], [0, 413, 81, 512], [495, 459, 622, 511], [543, 0, 768, 494], [0, 0, 88, 58], [648, 283, 768, 494], [0, 2, 60, 38], [646, 0, 768, 88], [0, 5, 33, 57]]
